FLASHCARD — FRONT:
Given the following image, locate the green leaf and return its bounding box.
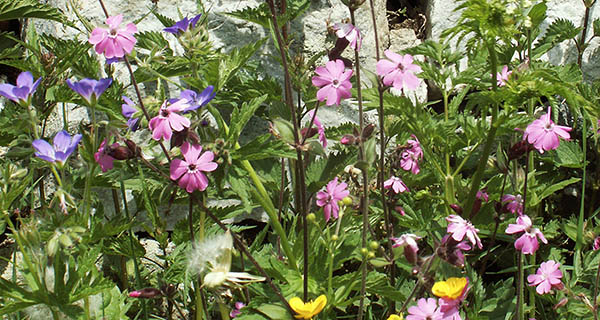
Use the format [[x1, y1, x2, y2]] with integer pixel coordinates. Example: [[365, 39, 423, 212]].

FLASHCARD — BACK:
[[0, 0, 66, 22], [232, 133, 296, 161], [533, 18, 581, 58], [593, 18, 600, 37], [228, 94, 267, 144], [253, 303, 292, 319], [224, 0, 309, 29], [217, 38, 267, 90], [529, 177, 580, 207], [306, 150, 356, 193], [553, 141, 584, 168]]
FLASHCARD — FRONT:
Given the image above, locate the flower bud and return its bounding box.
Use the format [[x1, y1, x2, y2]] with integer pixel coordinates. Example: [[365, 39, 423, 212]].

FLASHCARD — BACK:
[[360, 248, 369, 256], [331, 234, 339, 241], [301, 127, 319, 140], [553, 297, 568, 310], [508, 140, 532, 161], [341, 134, 356, 145], [307, 213, 316, 222], [394, 206, 406, 216], [342, 196, 353, 205], [109, 146, 135, 160], [367, 251, 375, 259], [361, 124, 376, 139], [129, 287, 162, 299], [369, 241, 380, 250], [449, 204, 463, 215]]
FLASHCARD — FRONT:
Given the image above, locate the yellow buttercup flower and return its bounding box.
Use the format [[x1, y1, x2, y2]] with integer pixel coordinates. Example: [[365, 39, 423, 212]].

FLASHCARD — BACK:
[[432, 277, 468, 300], [387, 314, 403, 320], [289, 295, 327, 319]]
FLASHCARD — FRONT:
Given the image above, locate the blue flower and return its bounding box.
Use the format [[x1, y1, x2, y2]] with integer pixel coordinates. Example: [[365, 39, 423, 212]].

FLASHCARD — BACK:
[[164, 14, 202, 35], [0, 71, 41, 105], [121, 96, 140, 131], [180, 86, 215, 112], [32, 130, 82, 165], [66, 78, 112, 105]]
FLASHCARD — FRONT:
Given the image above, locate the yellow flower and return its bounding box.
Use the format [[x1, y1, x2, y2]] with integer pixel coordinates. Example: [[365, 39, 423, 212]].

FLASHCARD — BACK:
[[432, 277, 468, 300], [387, 314, 403, 320], [289, 295, 327, 319]]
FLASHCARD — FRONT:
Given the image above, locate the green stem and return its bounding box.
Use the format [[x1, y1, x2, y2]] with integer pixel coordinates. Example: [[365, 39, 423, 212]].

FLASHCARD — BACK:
[[218, 302, 230, 320], [464, 41, 499, 216], [575, 116, 587, 278], [196, 280, 204, 320], [516, 252, 525, 320]]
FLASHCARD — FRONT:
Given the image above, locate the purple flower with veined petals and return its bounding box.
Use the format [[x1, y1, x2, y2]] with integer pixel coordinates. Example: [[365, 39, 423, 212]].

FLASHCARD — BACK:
[[180, 86, 215, 112], [316, 177, 349, 222], [121, 96, 140, 131], [505, 214, 547, 255], [164, 14, 202, 35], [446, 215, 482, 249], [32, 130, 82, 165], [66, 78, 112, 105], [312, 59, 353, 106], [0, 71, 41, 105]]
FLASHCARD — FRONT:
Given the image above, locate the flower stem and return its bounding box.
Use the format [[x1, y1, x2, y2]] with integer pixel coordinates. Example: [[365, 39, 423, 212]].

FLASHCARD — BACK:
[[218, 301, 230, 320], [593, 257, 599, 320], [515, 252, 525, 320], [575, 115, 587, 278]]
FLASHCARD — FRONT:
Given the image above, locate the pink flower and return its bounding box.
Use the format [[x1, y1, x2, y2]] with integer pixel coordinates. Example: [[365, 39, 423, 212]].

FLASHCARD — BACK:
[[170, 142, 218, 193], [496, 65, 512, 87], [312, 59, 353, 106], [384, 176, 409, 194], [230, 302, 246, 318], [523, 107, 571, 154], [527, 260, 563, 295], [149, 99, 191, 141], [505, 215, 547, 255], [594, 236, 600, 251], [406, 298, 443, 320], [333, 23, 362, 51], [307, 110, 327, 148], [446, 215, 482, 249], [95, 139, 118, 172], [502, 194, 523, 215], [89, 15, 137, 59], [316, 178, 350, 222], [400, 135, 424, 174], [436, 278, 469, 320], [376, 50, 422, 91]]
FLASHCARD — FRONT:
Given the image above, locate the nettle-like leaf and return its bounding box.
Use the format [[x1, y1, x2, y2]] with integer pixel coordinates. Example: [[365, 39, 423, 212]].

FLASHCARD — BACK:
[[224, 0, 309, 29], [216, 38, 268, 90], [227, 94, 267, 144], [533, 18, 581, 59], [232, 133, 296, 161], [0, 0, 66, 23], [135, 31, 172, 55]]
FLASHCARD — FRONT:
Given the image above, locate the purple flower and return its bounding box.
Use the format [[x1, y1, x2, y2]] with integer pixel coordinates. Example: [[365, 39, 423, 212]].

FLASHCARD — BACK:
[[527, 260, 563, 295], [32, 130, 82, 165], [66, 78, 112, 105], [446, 215, 482, 250], [170, 142, 218, 193], [180, 86, 215, 112], [384, 176, 409, 194], [307, 109, 327, 148], [316, 177, 350, 222], [400, 135, 423, 174], [89, 15, 137, 59], [312, 59, 353, 106], [496, 65, 512, 87], [523, 107, 571, 154], [164, 14, 202, 35], [230, 302, 246, 318], [376, 50, 422, 92], [391, 233, 421, 264], [0, 71, 41, 105], [505, 215, 547, 255], [122, 96, 140, 131], [406, 298, 443, 320], [333, 23, 362, 51], [502, 194, 523, 215]]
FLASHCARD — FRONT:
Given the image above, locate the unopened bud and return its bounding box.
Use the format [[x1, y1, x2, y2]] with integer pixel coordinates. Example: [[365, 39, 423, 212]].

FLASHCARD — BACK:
[[307, 213, 316, 222], [361, 124, 376, 139], [129, 288, 162, 299], [369, 241, 380, 250], [394, 206, 406, 216], [508, 140, 532, 161], [109, 146, 135, 160], [553, 297, 568, 310], [341, 134, 356, 145], [301, 127, 318, 139], [449, 204, 463, 215], [342, 196, 353, 205], [331, 234, 339, 241], [360, 248, 369, 256]]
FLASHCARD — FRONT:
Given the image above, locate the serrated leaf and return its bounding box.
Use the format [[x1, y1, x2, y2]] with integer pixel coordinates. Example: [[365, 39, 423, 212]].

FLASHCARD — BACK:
[[135, 31, 171, 54], [217, 38, 267, 90], [0, 0, 66, 23], [232, 133, 296, 161], [530, 177, 580, 207], [228, 94, 267, 144], [306, 150, 356, 193], [553, 141, 584, 168], [533, 18, 581, 58]]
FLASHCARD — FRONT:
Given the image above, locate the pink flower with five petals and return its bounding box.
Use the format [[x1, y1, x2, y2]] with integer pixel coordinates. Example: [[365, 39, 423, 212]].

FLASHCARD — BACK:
[[376, 50, 422, 91], [523, 107, 571, 154], [527, 260, 563, 295], [316, 178, 349, 222], [384, 176, 409, 194], [505, 215, 547, 255], [89, 15, 137, 59], [170, 142, 218, 193], [496, 65, 512, 87], [312, 60, 353, 106], [406, 298, 443, 320], [149, 99, 191, 141]]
